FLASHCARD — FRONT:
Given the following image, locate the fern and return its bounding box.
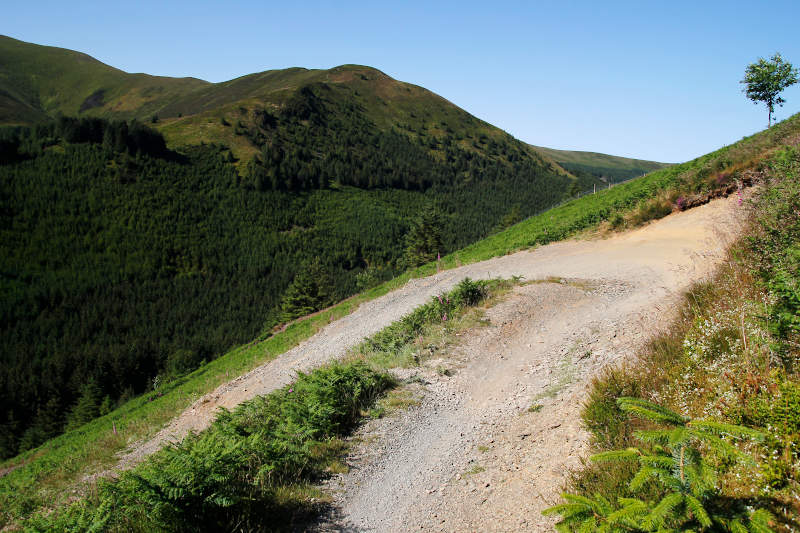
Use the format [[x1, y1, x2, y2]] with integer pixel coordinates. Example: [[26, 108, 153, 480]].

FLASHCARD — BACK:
[[544, 398, 774, 532]]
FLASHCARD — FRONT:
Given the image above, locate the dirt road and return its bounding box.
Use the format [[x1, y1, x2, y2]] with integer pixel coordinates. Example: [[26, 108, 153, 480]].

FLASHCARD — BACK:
[[119, 194, 748, 530]]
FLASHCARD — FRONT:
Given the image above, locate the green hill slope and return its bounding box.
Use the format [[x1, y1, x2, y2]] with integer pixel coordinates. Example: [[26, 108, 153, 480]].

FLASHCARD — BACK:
[[0, 35, 208, 122], [531, 144, 671, 183], [0, 37, 607, 463], [0, 96, 800, 526], [1, 34, 648, 184]]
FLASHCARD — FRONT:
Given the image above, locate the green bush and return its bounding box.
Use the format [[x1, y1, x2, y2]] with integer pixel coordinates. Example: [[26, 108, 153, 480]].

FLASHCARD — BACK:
[[630, 197, 673, 226], [451, 278, 486, 307], [360, 277, 489, 356], [546, 398, 771, 532], [740, 379, 800, 490]]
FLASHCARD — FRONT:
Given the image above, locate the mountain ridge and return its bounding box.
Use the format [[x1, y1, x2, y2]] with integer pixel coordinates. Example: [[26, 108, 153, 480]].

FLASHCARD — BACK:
[[0, 34, 667, 176]]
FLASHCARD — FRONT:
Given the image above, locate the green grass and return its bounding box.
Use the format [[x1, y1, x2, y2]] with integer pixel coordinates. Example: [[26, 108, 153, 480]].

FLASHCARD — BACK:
[[464, 464, 486, 476], [349, 277, 513, 371], [24, 361, 394, 532], [0, 35, 208, 119], [425, 112, 800, 273]]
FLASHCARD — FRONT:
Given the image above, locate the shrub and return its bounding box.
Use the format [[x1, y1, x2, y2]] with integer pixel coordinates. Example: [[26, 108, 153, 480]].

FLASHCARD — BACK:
[[451, 277, 486, 307], [581, 367, 641, 449], [545, 398, 772, 532], [630, 197, 673, 225], [609, 212, 625, 229]]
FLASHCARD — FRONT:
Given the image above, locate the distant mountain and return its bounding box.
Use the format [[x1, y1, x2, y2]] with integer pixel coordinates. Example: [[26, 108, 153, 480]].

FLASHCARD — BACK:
[[531, 144, 671, 183]]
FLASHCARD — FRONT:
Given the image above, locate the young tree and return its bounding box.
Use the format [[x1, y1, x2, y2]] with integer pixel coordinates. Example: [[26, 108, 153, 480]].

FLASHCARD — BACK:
[[544, 398, 774, 532], [65, 382, 103, 431], [741, 53, 799, 127], [404, 206, 443, 267], [279, 259, 333, 323]]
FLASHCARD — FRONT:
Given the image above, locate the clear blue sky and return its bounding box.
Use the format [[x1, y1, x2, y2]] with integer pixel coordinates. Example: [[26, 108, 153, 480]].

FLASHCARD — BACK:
[[5, 0, 800, 162]]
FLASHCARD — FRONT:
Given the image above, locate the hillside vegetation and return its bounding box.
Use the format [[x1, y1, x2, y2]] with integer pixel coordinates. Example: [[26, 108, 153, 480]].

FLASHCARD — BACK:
[[0, 35, 617, 461], [0, 35, 667, 462], [549, 145, 800, 532], [532, 144, 671, 183], [1, 103, 798, 529], [1, 34, 664, 181], [0, 114, 586, 461]]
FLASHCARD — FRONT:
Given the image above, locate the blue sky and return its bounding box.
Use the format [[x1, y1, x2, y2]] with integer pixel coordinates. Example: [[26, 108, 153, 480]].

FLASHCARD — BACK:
[[5, 0, 800, 162]]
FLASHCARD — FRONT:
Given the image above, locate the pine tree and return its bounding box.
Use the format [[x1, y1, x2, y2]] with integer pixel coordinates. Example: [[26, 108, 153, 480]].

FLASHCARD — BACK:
[[279, 260, 333, 323], [404, 206, 443, 267], [65, 382, 103, 431]]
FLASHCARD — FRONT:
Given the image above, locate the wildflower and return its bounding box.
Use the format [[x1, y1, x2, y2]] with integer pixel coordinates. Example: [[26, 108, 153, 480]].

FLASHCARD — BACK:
[[442, 313, 448, 322]]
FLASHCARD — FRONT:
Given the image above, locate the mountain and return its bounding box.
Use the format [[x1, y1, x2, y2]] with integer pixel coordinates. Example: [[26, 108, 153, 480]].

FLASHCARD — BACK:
[[0, 34, 665, 182], [530, 144, 671, 183], [0, 35, 205, 124]]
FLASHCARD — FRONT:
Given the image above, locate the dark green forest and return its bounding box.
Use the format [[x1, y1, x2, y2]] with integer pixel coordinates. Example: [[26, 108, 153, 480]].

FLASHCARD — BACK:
[[0, 111, 592, 459]]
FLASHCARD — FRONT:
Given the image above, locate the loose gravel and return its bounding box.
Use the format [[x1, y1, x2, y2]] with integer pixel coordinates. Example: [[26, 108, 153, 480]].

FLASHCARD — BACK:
[[115, 194, 749, 531]]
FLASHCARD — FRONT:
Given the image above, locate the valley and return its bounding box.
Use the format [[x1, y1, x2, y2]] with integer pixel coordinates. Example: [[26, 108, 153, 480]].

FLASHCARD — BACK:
[[0, 35, 665, 461]]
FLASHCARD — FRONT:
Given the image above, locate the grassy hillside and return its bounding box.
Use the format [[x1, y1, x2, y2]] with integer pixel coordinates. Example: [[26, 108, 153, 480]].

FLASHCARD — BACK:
[[2, 111, 798, 530], [0, 35, 207, 122], [532, 144, 671, 183], [1, 34, 649, 182], [0, 36, 549, 167]]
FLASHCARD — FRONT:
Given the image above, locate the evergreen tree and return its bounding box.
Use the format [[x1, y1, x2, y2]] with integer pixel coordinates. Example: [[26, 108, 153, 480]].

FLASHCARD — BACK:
[[404, 206, 443, 267], [16, 397, 64, 452], [65, 382, 103, 431], [279, 260, 333, 323], [544, 398, 774, 532]]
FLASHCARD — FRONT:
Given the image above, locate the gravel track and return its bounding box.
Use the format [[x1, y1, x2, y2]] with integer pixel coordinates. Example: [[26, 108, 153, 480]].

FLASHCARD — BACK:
[[115, 194, 749, 531]]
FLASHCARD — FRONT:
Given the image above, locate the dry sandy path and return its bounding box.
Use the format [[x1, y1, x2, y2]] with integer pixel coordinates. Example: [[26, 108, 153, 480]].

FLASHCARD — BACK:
[[312, 193, 749, 532], [118, 192, 749, 524]]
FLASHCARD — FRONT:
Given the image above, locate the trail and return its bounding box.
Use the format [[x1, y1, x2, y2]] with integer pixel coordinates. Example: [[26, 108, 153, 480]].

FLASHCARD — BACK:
[[117, 194, 748, 530]]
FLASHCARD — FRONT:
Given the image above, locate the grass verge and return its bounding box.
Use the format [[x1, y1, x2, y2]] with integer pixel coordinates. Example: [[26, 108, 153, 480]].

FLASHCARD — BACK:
[[550, 146, 800, 531], [24, 362, 394, 532]]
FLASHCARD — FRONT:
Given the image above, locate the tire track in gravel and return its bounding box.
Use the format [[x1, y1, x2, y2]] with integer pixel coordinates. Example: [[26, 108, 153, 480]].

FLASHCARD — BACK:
[[116, 191, 749, 496]]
